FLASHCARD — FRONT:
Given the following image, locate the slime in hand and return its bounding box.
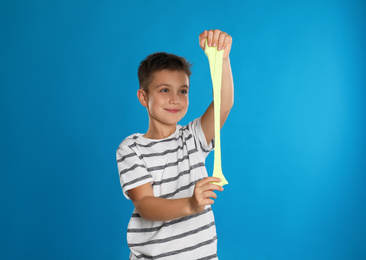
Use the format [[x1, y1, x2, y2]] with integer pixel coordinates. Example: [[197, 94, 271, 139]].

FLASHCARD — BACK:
[[204, 40, 228, 187]]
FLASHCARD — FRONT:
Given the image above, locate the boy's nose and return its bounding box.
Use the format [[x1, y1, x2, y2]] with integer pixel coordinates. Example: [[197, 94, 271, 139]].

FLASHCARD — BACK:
[[169, 93, 180, 104]]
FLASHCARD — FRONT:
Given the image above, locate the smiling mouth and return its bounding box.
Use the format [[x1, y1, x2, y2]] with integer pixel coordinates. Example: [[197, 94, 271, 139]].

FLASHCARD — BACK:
[[165, 108, 181, 113]]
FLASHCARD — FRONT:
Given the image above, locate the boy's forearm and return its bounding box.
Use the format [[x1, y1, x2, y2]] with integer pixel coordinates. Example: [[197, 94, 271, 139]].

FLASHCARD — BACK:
[[220, 57, 234, 125], [135, 196, 193, 221]]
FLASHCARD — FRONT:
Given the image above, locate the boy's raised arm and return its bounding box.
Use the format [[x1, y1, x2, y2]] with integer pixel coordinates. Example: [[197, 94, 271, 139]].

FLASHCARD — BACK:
[[199, 29, 234, 145]]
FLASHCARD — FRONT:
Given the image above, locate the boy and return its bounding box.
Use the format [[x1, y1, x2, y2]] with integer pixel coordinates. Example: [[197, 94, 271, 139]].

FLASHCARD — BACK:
[[116, 29, 233, 259]]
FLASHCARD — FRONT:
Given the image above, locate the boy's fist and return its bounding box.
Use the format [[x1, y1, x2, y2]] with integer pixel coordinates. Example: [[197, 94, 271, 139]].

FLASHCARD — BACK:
[[199, 29, 233, 59], [189, 177, 224, 214]]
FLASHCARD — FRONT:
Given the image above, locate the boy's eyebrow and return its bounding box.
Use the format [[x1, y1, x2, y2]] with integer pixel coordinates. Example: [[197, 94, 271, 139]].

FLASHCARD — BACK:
[[155, 83, 189, 89], [155, 83, 172, 88]]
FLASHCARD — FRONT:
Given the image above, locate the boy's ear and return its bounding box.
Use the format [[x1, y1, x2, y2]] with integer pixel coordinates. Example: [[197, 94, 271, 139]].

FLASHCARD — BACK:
[[137, 89, 148, 107]]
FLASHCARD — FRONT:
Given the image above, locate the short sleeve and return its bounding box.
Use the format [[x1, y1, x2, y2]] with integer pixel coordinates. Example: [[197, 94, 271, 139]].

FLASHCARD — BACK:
[[116, 140, 153, 200], [189, 116, 214, 157]]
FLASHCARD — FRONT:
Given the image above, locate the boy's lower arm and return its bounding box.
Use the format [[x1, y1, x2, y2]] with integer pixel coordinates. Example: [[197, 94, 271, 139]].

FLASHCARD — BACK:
[[134, 196, 193, 221], [130, 177, 222, 221], [221, 57, 234, 116]]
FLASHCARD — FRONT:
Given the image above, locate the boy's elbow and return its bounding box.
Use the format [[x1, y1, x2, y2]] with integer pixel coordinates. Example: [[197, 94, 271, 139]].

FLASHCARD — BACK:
[[133, 200, 148, 219], [229, 98, 234, 109], [136, 208, 150, 220], [226, 92, 234, 109], [133, 196, 158, 221]]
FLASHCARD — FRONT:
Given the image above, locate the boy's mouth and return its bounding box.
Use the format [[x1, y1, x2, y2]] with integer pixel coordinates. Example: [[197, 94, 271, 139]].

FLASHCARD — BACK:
[[165, 108, 181, 113]]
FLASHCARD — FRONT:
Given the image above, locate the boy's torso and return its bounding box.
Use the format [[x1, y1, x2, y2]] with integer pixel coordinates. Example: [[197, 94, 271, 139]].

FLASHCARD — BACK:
[[118, 118, 218, 259]]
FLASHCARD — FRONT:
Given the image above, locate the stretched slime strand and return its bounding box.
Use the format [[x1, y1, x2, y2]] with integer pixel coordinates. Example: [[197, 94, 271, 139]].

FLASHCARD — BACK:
[[204, 39, 228, 186]]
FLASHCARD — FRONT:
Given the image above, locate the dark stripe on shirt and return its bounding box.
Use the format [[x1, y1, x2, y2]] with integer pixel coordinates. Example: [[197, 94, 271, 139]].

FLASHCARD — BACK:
[[134, 236, 218, 260], [129, 134, 193, 148], [147, 155, 189, 172], [119, 164, 146, 176], [118, 134, 196, 163], [160, 178, 203, 199], [197, 254, 218, 260], [139, 144, 186, 159], [146, 148, 198, 172], [121, 174, 152, 189], [152, 162, 205, 186], [128, 207, 212, 233], [129, 221, 215, 247], [116, 151, 136, 163], [118, 140, 192, 164], [120, 153, 202, 188]]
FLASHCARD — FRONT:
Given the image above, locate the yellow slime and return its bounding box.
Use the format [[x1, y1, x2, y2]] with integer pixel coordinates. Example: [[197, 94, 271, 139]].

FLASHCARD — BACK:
[[204, 40, 228, 186]]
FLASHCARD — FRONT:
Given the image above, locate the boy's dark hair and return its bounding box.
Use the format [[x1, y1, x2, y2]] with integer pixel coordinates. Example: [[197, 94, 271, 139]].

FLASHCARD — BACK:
[[138, 52, 192, 92]]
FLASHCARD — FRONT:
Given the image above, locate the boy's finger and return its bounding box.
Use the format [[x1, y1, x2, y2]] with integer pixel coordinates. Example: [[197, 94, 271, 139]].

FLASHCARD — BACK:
[[224, 34, 232, 49], [212, 29, 221, 47], [205, 183, 224, 191], [207, 176, 222, 182], [222, 35, 233, 57], [205, 199, 215, 205], [204, 191, 217, 199], [218, 32, 227, 51], [198, 30, 207, 39], [207, 30, 214, 47], [198, 30, 207, 50], [196, 177, 221, 187]]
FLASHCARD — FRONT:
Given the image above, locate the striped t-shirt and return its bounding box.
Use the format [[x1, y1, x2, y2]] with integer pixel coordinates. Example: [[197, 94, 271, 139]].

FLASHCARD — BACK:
[[116, 117, 218, 260]]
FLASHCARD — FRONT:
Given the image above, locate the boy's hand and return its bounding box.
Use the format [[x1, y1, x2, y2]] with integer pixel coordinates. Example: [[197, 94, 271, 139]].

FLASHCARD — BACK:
[[199, 29, 233, 59], [189, 177, 224, 214]]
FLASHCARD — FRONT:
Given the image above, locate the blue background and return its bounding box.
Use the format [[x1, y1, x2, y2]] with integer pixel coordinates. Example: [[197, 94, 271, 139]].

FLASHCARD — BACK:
[[1, 0, 365, 259]]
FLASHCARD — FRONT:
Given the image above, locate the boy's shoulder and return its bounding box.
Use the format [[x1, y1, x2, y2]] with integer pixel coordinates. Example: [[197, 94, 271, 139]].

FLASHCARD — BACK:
[[116, 133, 145, 159], [117, 133, 140, 150]]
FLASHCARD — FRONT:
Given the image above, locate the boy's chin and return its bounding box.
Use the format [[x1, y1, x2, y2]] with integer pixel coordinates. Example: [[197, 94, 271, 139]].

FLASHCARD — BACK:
[[163, 118, 183, 126], [162, 115, 186, 126]]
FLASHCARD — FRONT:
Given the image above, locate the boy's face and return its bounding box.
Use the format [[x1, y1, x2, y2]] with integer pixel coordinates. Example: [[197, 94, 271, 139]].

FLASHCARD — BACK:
[[138, 69, 189, 128]]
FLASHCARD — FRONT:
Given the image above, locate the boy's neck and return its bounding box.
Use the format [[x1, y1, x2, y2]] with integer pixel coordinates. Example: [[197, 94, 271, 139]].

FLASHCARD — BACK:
[[143, 122, 178, 140]]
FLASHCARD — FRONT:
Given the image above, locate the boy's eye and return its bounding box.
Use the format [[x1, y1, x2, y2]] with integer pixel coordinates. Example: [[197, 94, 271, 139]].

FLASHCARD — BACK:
[[160, 89, 168, 93], [180, 90, 188, 94]]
